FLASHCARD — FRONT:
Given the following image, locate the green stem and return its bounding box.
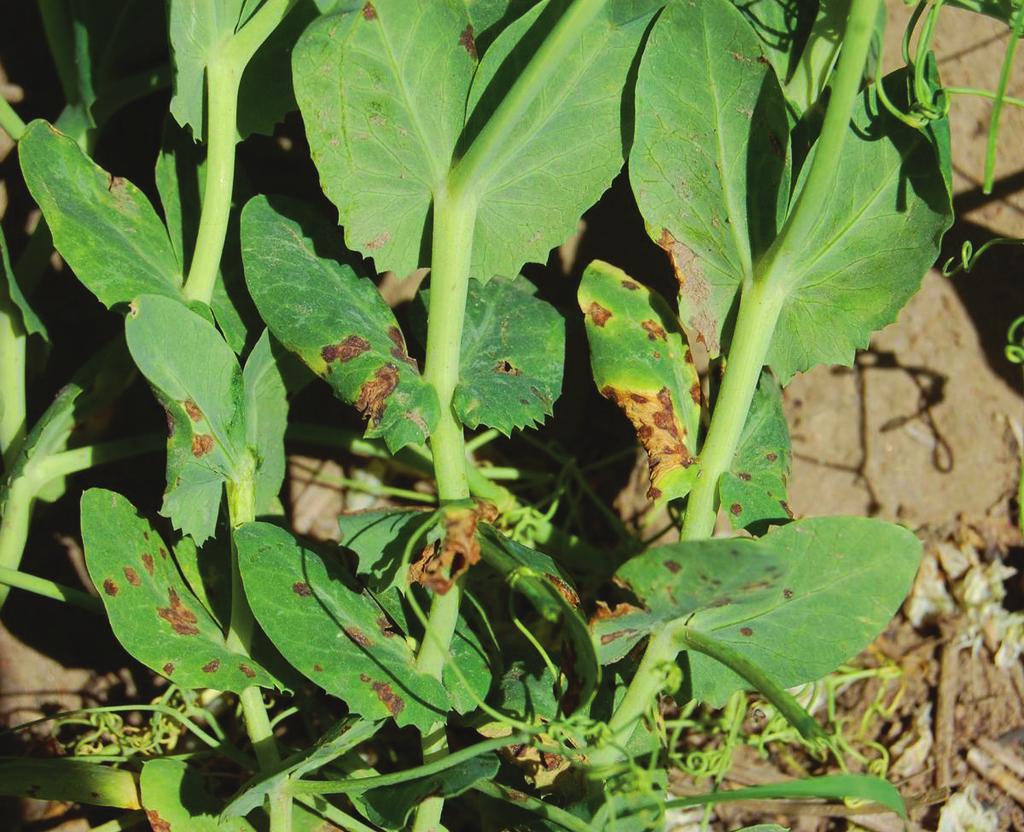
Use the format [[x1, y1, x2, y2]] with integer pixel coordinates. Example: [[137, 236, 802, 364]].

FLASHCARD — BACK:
[[472, 781, 594, 832], [0, 565, 103, 613], [36, 0, 79, 107], [946, 86, 1024, 109], [30, 436, 162, 483], [225, 468, 291, 832], [0, 97, 26, 141], [182, 0, 298, 304], [784, 0, 851, 113], [449, 0, 606, 194], [983, 5, 1024, 193], [0, 292, 27, 468]]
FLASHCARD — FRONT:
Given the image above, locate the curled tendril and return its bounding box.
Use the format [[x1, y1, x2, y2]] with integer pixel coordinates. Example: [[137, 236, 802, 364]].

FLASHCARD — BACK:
[[943, 236, 1024, 276], [1007, 316, 1024, 364]]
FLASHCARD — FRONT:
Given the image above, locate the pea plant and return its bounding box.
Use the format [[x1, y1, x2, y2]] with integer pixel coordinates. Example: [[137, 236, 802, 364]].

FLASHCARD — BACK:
[[0, 0, 1015, 829]]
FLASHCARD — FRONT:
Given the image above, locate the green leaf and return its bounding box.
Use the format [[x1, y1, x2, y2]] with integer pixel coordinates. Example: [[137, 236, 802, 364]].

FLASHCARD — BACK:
[[224, 717, 381, 818], [450, 276, 565, 433], [294, 0, 655, 281], [293, 0, 476, 275], [126, 294, 248, 544], [719, 371, 791, 533], [730, 0, 816, 85], [578, 260, 701, 505], [241, 195, 439, 452], [361, 753, 500, 830], [480, 526, 599, 714], [764, 74, 953, 382], [235, 521, 449, 730], [81, 489, 278, 690], [338, 508, 433, 591], [18, 120, 181, 308], [168, 0, 244, 137], [242, 330, 289, 514], [142, 759, 254, 831], [447, 612, 493, 714], [462, 0, 656, 282], [630, 0, 790, 357], [463, 0, 536, 50], [0, 223, 47, 342], [0, 757, 139, 808], [593, 516, 921, 705]]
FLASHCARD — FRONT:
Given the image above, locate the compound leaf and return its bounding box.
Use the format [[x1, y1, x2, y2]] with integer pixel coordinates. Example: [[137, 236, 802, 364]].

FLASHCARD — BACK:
[[593, 516, 921, 705], [630, 0, 790, 357], [764, 73, 953, 382], [236, 521, 449, 731], [19, 120, 181, 308], [446, 276, 564, 433], [719, 371, 791, 532], [579, 260, 701, 505], [293, 0, 476, 275], [242, 330, 289, 514], [126, 294, 248, 544], [241, 195, 439, 451], [81, 489, 278, 690], [141, 759, 254, 831]]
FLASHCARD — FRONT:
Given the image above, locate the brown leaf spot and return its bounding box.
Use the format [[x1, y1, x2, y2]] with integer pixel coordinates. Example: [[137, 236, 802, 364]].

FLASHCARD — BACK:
[[123, 566, 141, 586], [164, 409, 175, 437], [103, 579, 119, 597], [600, 385, 694, 500], [783, 588, 794, 599], [621, 279, 641, 291], [737, 472, 752, 481], [591, 600, 641, 624], [386, 326, 418, 368], [641, 320, 667, 341], [191, 434, 214, 457], [409, 507, 481, 594], [657, 228, 717, 353], [371, 680, 404, 716], [107, 174, 126, 192], [355, 364, 399, 426], [493, 359, 520, 376], [184, 399, 202, 422], [377, 616, 396, 637], [729, 50, 752, 62], [239, 664, 256, 679], [345, 627, 373, 648], [147, 810, 172, 832], [765, 452, 778, 462], [664, 560, 681, 574], [163, 662, 174, 675], [600, 628, 640, 645], [740, 627, 754, 636], [689, 382, 702, 405], [730, 503, 742, 516], [293, 581, 312, 597], [545, 574, 580, 607], [459, 24, 477, 59], [361, 2, 377, 19], [709, 596, 732, 608], [159, 547, 168, 559], [157, 588, 199, 636], [142, 553, 155, 575], [586, 302, 612, 327], [322, 335, 370, 364], [365, 231, 390, 250], [202, 659, 220, 673], [359, 673, 371, 682], [314, 663, 324, 672]]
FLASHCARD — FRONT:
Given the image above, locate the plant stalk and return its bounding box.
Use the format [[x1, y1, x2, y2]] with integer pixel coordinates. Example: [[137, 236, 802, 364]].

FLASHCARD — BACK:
[[0, 97, 26, 141], [0, 565, 102, 613], [0, 292, 27, 468]]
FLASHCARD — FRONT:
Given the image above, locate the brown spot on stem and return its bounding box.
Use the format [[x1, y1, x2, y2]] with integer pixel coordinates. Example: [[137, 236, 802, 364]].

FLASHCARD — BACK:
[[292, 581, 312, 597], [142, 553, 155, 575], [239, 664, 256, 679], [362, 2, 377, 20], [184, 399, 202, 422], [103, 579, 119, 596], [459, 24, 477, 59], [322, 335, 370, 364], [587, 302, 612, 327], [355, 364, 399, 427], [202, 659, 220, 673], [123, 566, 141, 586], [157, 588, 200, 636], [191, 434, 214, 457], [641, 320, 667, 341]]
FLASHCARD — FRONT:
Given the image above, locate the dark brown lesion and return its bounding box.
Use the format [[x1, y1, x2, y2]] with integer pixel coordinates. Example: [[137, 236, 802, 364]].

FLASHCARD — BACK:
[[586, 302, 613, 327], [369, 679, 405, 716], [495, 359, 521, 376], [157, 588, 200, 636], [184, 399, 202, 421], [191, 434, 214, 457], [387, 327, 418, 368], [409, 507, 481, 595], [355, 364, 399, 426], [458, 24, 477, 59], [361, 2, 377, 20], [322, 335, 371, 364], [641, 320, 667, 341]]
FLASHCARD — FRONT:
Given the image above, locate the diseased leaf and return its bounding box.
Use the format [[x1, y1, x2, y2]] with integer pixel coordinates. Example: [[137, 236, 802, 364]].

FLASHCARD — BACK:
[[294, 0, 655, 281], [236, 521, 449, 730], [126, 294, 248, 544], [579, 260, 701, 505], [730, 0, 817, 86], [592, 516, 920, 705], [719, 371, 791, 532], [764, 73, 953, 382], [338, 508, 432, 591], [242, 330, 289, 514], [361, 754, 500, 830], [19, 120, 181, 308], [81, 489, 278, 690], [630, 0, 791, 357], [450, 276, 565, 433], [141, 759, 254, 831], [0, 223, 47, 342], [241, 195, 439, 451], [293, 0, 475, 275], [463, 0, 537, 50], [462, 0, 656, 283], [0, 757, 139, 809]]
